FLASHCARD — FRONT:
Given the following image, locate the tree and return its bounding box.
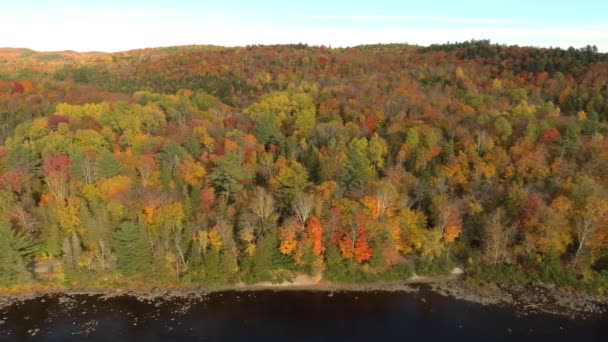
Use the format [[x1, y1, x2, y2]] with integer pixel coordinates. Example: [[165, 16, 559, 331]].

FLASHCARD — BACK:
[[70, 150, 97, 185], [209, 152, 248, 202], [96, 150, 122, 179], [42, 154, 71, 204], [253, 112, 283, 147], [573, 196, 608, 265], [482, 209, 513, 264], [307, 216, 324, 256], [113, 221, 152, 277], [368, 133, 388, 171], [0, 221, 38, 286], [494, 116, 512, 142], [250, 187, 277, 233], [341, 138, 372, 190], [292, 192, 314, 226], [176, 156, 206, 186], [279, 218, 301, 256], [270, 157, 309, 208], [354, 225, 373, 263]]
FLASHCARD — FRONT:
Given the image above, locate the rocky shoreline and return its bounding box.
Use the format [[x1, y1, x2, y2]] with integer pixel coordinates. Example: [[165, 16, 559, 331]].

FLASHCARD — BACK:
[[431, 279, 608, 319], [1, 278, 607, 319]]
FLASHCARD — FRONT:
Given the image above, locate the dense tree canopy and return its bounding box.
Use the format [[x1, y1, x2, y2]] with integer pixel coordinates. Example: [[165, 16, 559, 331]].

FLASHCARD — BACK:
[[0, 41, 607, 290]]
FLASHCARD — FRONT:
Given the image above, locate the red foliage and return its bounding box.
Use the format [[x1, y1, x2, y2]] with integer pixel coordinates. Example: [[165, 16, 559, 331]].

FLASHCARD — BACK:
[[42, 154, 71, 177], [11, 82, 24, 95], [0, 147, 9, 162], [364, 115, 377, 131], [199, 187, 215, 211], [0, 169, 25, 193], [518, 193, 542, 228], [540, 128, 561, 145], [224, 115, 237, 129], [47, 114, 70, 130]]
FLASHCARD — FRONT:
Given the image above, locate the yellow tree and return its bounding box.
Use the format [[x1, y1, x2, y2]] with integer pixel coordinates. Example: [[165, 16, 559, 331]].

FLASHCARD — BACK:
[[574, 196, 608, 265]]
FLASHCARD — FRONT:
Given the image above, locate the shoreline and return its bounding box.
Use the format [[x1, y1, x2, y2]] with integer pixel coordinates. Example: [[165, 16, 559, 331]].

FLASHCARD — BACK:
[[1, 275, 607, 319]]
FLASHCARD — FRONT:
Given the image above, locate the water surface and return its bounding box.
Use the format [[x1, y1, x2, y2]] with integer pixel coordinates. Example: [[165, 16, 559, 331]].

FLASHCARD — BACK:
[[1, 288, 607, 341]]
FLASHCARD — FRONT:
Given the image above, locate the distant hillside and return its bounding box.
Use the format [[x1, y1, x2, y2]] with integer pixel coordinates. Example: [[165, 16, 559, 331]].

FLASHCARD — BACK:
[[0, 41, 606, 291]]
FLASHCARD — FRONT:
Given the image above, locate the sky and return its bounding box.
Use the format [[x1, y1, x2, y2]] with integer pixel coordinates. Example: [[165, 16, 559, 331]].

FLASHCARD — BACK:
[[2, 0, 608, 52]]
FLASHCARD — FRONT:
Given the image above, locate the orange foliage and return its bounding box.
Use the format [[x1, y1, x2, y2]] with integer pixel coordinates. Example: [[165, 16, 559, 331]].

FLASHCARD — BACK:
[[354, 225, 373, 263], [279, 219, 302, 255], [443, 207, 462, 243], [307, 216, 324, 256]]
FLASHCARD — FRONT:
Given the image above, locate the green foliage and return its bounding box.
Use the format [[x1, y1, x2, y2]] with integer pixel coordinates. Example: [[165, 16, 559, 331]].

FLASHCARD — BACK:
[[247, 231, 277, 283], [1, 42, 608, 292], [209, 152, 248, 201], [415, 256, 453, 276], [469, 263, 530, 286], [200, 248, 220, 284], [341, 138, 372, 190], [0, 221, 38, 286], [113, 221, 152, 277], [254, 112, 283, 146], [96, 150, 122, 179], [375, 263, 413, 282]]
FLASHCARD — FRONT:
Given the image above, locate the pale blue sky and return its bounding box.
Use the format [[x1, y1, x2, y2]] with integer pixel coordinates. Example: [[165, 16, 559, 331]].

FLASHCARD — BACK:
[[2, 0, 607, 51]]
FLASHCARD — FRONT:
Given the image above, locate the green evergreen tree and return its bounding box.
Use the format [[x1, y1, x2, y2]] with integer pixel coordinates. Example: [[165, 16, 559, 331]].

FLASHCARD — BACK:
[[202, 248, 221, 284], [113, 221, 152, 277], [253, 112, 283, 147], [341, 138, 372, 190], [96, 150, 122, 178], [582, 111, 600, 135], [250, 230, 277, 282], [209, 152, 248, 201], [0, 221, 38, 286]]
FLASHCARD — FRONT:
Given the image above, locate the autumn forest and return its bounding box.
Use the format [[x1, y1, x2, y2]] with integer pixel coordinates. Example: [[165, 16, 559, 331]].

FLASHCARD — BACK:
[[0, 40, 607, 292]]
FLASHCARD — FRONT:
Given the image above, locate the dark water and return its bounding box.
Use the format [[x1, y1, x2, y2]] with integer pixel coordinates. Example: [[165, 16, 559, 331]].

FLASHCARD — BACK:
[[1, 288, 607, 341]]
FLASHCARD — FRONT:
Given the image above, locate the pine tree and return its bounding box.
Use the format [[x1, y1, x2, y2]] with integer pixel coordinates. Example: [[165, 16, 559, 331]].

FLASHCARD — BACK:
[[96, 150, 122, 179], [113, 221, 152, 277], [202, 248, 221, 284], [209, 152, 248, 201], [0, 221, 38, 286], [341, 138, 372, 190], [253, 112, 283, 147], [250, 230, 277, 282]]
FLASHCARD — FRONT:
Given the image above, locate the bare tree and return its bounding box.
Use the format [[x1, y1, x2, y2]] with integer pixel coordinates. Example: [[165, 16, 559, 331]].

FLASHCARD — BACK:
[[483, 209, 513, 264], [573, 196, 608, 265], [292, 192, 314, 226], [250, 187, 276, 232]]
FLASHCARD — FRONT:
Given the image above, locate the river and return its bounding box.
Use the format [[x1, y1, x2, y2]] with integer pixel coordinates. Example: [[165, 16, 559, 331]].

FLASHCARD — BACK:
[[1, 288, 607, 341]]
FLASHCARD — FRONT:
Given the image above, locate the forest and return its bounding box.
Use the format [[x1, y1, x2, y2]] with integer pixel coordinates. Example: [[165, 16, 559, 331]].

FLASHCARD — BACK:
[[0, 40, 607, 292]]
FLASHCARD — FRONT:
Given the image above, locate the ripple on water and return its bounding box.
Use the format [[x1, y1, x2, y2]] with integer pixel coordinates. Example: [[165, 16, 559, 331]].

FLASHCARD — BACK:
[[0, 290, 607, 341]]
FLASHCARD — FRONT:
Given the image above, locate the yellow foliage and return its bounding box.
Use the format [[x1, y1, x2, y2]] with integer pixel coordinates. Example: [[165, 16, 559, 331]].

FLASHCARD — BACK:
[[106, 200, 126, 221], [313, 181, 338, 201], [99, 175, 132, 198], [360, 196, 381, 220], [55, 196, 82, 235], [143, 206, 155, 225], [279, 227, 298, 255], [194, 230, 209, 254], [208, 227, 223, 250], [550, 195, 574, 213], [176, 157, 206, 186], [81, 184, 102, 202], [244, 244, 256, 257], [389, 224, 405, 253], [577, 110, 587, 122]]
